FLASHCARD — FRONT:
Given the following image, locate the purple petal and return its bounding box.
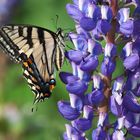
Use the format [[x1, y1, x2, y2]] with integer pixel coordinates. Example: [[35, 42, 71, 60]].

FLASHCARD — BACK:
[[78, 0, 93, 13], [88, 39, 103, 55], [71, 134, 86, 140], [58, 101, 80, 120], [92, 75, 104, 90], [66, 4, 83, 21], [65, 50, 88, 64], [97, 19, 111, 34], [133, 19, 140, 37], [59, 72, 79, 84], [91, 27, 104, 41], [113, 76, 124, 92], [123, 53, 139, 71], [120, 20, 134, 36], [80, 55, 99, 72], [83, 105, 94, 120], [65, 124, 79, 138], [72, 0, 78, 5], [124, 112, 135, 129], [101, 5, 112, 21], [63, 132, 69, 140], [72, 118, 92, 132], [110, 95, 123, 116], [121, 42, 133, 59], [83, 94, 91, 105], [92, 127, 109, 140], [66, 80, 88, 95], [101, 57, 116, 76], [87, 2, 101, 22], [80, 17, 96, 31], [98, 113, 108, 127], [112, 130, 125, 140], [134, 86, 140, 97], [91, 4, 101, 21], [69, 94, 83, 111], [76, 24, 90, 38], [88, 90, 104, 105], [123, 91, 140, 113], [82, 72, 92, 82], [117, 8, 130, 24], [125, 70, 140, 91], [133, 6, 140, 19], [133, 38, 140, 54], [104, 43, 117, 58], [77, 35, 88, 51], [128, 124, 140, 137]]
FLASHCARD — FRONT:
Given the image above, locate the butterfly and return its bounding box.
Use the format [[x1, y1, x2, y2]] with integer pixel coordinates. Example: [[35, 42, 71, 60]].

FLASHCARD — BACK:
[[0, 25, 65, 103]]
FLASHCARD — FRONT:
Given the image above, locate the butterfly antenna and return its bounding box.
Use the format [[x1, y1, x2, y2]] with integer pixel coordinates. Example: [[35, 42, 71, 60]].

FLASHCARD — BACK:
[[51, 15, 59, 30], [66, 44, 74, 50], [55, 15, 59, 29], [51, 18, 56, 29]]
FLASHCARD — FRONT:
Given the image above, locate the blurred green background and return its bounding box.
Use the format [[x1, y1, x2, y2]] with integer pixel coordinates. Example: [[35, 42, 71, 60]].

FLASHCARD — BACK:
[[0, 0, 74, 140]]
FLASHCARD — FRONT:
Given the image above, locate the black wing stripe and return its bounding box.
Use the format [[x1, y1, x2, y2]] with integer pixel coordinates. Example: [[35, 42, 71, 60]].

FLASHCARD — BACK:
[[18, 26, 23, 36], [37, 29, 50, 76], [26, 27, 33, 48]]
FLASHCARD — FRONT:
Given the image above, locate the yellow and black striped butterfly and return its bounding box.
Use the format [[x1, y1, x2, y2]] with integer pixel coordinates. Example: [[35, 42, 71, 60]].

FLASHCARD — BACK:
[[0, 25, 65, 103]]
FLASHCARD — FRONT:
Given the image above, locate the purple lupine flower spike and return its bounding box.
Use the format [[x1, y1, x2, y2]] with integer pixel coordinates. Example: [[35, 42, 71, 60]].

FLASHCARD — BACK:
[[58, 0, 140, 139]]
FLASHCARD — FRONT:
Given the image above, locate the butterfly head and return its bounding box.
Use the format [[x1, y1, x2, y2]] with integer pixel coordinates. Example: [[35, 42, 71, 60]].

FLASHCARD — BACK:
[[56, 28, 69, 43]]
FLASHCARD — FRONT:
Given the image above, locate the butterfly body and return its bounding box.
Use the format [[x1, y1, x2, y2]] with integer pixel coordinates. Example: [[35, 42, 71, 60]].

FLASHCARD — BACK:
[[0, 25, 65, 103]]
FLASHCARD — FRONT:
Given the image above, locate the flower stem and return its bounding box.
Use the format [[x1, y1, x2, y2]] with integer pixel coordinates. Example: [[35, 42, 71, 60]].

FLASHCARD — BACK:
[[98, 0, 118, 114]]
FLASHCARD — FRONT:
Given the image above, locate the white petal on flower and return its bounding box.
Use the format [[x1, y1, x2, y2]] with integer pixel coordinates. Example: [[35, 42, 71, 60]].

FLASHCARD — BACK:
[[69, 33, 78, 50], [112, 130, 125, 140], [101, 5, 108, 19], [88, 39, 95, 54], [123, 8, 130, 22], [93, 75, 101, 89], [87, 3, 95, 18], [124, 42, 133, 57], [77, 65, 84, 80], [83, 105, 93, 119], [65, 124, 72, 139], [97, 112, 107, 126], [117, 116, 125, 129], [79, 0, 85, 11], [118, 8, 130, 24], [135, 113, 140, 124], [113, 91, 123, 105], [104, 43, 113, 57], [116, 82, 123, 91], [113, 77, 124, 91], [69, 94, 80, 109], [71, 62, 78, 76]]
